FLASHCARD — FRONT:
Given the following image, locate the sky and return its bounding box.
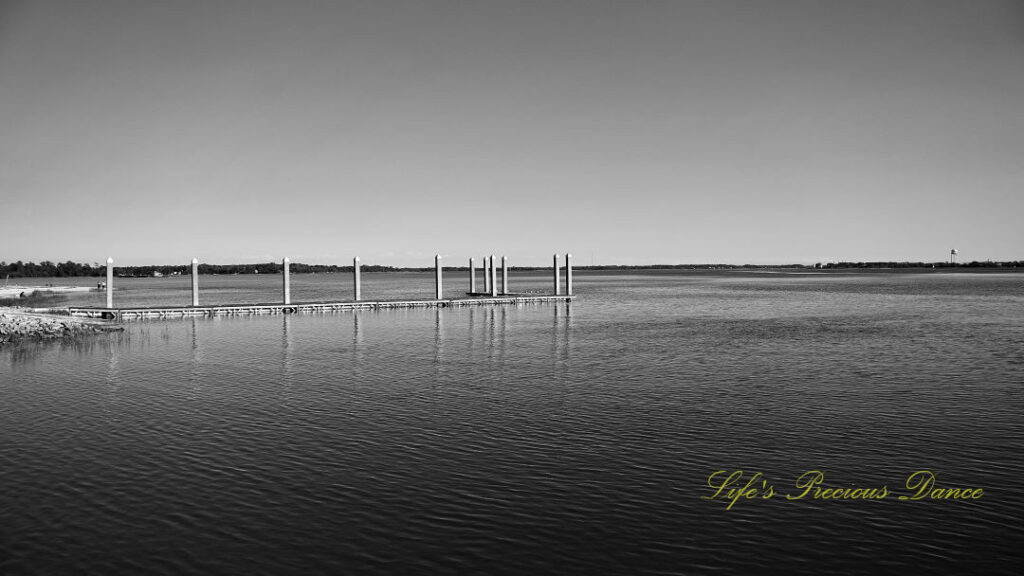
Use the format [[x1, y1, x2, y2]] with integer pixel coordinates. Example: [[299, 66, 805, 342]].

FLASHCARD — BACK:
[[1, 0, 1022, 267]]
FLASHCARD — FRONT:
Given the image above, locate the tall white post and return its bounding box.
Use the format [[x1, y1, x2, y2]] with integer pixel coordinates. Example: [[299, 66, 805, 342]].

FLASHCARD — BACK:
[[501, 256, 508, 295], [469, 258, 476, 294], [483, 256, 491, 294], [435, 254, 443, 299], [565, 253, 573, 296], [353, 256, 361, 301], [106, 257, 113, 308], [191, 258, 199, 306], [282, 257, 291, 304], [490, 254, 497, 297], [553, 253, 561, 295]]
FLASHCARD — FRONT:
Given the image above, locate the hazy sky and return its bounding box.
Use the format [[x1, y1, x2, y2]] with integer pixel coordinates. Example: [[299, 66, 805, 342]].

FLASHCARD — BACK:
[[2, 0, 1022, 266]]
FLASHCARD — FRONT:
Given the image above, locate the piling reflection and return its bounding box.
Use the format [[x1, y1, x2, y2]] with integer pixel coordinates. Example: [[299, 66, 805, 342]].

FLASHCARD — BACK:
[[408, 303, 582, 374], [434, 307, 444, 379], [282, 314, 293, 386], [353, 311, 363, 347], [498, 307, 507, 366], [352, 311, 363, 381], [487, 307, 496, 362], [552, 302, 572, 364], [468, 307, 475, 353], [106, 331, 120, 389], [188, 317, 202, 391], [563, 301, 572, 361], [552, 304, 559, 365]]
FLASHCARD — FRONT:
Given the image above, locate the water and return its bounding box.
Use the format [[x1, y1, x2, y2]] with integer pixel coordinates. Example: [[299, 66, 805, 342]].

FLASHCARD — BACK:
[[3, 271, 1023, 574]]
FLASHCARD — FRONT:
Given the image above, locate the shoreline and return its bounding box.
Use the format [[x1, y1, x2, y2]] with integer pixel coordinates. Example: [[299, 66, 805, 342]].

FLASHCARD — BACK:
[[0, 285, 95, 299], [0, 307, 122, 345]]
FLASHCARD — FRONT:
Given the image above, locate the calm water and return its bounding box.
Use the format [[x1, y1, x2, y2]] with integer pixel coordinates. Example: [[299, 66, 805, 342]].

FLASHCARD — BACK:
[[2, 271, 1023, 574]]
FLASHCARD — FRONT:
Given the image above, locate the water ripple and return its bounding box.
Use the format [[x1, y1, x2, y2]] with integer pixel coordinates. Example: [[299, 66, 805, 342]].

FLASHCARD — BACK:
[[3, 272, 1023, 574]]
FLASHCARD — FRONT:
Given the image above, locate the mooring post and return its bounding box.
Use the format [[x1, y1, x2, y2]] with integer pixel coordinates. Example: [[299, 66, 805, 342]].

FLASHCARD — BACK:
[[490, 254, 497, 297], [469, 257, 476, 294], [435, 254, 443, 299], [553, 253, 561, 295], [565, 253, 573, 296], [191, 258, 199, 306], [484, 256, 491, 294], [501, 256, 508, 295], [282, 257, 291, 304], [106, 257, 113, 308], [353, 256, 361, 301]]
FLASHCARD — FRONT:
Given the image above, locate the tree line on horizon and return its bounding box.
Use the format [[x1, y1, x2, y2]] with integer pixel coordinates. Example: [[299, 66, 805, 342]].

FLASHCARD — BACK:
[[1, 259, 1020, 279], [0, 260, 398, 278]]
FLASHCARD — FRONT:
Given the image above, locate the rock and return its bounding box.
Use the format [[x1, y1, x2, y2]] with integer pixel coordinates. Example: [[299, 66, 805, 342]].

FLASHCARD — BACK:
[[0, 309, 122, 345]]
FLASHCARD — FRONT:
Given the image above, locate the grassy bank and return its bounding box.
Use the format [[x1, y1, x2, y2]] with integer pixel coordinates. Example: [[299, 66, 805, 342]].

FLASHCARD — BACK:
[[0, 290, 71, 309]]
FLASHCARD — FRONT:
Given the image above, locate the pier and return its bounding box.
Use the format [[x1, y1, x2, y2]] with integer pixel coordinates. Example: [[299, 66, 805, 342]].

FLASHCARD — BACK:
[[69, 295, 574, 321], [71, 252, 575, 321]]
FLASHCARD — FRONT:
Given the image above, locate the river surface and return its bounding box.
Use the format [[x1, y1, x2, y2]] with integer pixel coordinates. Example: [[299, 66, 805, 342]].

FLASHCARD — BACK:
[[2, 270, 1023, 574]]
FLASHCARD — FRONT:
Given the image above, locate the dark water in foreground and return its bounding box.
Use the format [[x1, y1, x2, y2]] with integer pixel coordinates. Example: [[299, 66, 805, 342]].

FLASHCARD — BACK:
[[2, 271, 1023, 574]]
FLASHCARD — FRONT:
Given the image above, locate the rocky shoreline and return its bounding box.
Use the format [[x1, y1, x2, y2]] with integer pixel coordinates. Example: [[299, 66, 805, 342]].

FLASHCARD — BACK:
[[0, 308, 123, 345]]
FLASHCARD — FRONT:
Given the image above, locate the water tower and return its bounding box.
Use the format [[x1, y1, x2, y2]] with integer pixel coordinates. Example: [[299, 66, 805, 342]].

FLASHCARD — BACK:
[[950, 248, 958, 264]]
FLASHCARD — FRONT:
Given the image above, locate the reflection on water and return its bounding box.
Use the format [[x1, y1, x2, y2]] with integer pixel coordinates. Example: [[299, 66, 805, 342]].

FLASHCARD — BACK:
[[282, 314, 293, 389], [352, 311, 364, 384], [499, 307, 507, 368], [188, 318, 201, 398], [551, 302, 572, 365], [3, 329, 135, 366], [434, 308, 443, 380], [2, 274, 1023, 575], [487, 307, 496, 362], [106, 331, 120, 391], [468, 307, 475, 354]]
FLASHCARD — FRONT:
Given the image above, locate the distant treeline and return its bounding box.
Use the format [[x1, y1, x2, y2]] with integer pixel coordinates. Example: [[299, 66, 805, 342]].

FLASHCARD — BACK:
[[0, 260, 400, 278], [817, 261, 1022, 269], [2, 260, 1020, 278]]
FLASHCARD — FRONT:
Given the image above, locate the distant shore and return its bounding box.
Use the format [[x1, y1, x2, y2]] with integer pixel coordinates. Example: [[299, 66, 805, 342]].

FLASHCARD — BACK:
[[4, 260, 1022, 279], [0, 285, 93, 300]]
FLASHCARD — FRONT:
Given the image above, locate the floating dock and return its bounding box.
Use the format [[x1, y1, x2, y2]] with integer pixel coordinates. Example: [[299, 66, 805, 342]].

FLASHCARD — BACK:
[[69, 294, 575, 321], [84, 251, 577, 321]]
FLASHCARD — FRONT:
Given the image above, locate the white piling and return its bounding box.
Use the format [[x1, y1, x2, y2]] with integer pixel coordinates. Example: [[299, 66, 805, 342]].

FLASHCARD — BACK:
[[106, 257, 113, 308], [435, 254, 443, 299], [282, 257, 291, 304], [490, 254, 497, 297], [353, 256, 361, 301], [191, 258, 199, 306], [470, 257, 476, 294], [553, 253, 561, 295], [484, 256, 491, 294], [565, 253, 573, 296], [502, 256, 508, 295]]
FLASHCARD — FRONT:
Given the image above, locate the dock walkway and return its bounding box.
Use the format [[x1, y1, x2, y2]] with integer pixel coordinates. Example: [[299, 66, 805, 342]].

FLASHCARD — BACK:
[[69, 294, 575, 321]]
